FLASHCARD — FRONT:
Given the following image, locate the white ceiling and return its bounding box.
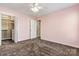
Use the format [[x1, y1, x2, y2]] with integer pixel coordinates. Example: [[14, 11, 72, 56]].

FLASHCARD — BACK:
[[0, 3, 76, 17]]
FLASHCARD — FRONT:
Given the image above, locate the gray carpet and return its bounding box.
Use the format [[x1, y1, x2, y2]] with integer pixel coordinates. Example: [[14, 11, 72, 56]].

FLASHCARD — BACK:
[[2, 39, 14, 45], [0, 39, 78, 56], [0, 39, 38, 56]]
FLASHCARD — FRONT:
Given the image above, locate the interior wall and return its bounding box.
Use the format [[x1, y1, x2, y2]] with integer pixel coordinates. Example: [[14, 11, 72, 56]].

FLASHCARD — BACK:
[[0, 6, 32, 43], [40, 5, 79, 48]]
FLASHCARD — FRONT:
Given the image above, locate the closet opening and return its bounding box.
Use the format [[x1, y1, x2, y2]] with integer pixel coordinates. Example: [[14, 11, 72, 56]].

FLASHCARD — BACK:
[[1, 14, 15, 45], [30, 19, 41, 39]]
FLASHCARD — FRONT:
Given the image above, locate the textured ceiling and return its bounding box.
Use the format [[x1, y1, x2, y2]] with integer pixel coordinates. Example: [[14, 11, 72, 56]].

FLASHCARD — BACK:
[[0, 3, 76, 17]]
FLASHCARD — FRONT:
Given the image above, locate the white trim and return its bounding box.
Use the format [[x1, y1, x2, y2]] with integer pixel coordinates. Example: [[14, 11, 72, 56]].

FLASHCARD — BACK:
[[14, 16, 18, 43], [0, 14, 2, 45]]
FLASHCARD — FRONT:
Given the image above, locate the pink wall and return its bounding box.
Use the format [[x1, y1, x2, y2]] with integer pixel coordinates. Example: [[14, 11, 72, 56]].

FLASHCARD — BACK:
[[0, 6, 32, 42], [40, 5, 79, 48]]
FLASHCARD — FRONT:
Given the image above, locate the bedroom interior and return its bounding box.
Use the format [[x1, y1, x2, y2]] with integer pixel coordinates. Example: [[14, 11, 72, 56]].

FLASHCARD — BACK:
[[0, 3, 79, 56]]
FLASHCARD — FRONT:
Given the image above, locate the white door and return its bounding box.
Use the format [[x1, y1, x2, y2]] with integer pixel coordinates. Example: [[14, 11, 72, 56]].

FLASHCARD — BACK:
[[30, 19, 37, 39]]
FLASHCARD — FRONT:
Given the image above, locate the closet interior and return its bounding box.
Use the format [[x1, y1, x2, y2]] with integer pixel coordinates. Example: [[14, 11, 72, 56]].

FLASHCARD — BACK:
[[1, 14, 14, 45]]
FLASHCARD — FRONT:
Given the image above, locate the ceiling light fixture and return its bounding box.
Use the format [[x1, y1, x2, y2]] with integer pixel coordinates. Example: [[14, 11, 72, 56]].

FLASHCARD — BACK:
[[31, 3, 43, 13]]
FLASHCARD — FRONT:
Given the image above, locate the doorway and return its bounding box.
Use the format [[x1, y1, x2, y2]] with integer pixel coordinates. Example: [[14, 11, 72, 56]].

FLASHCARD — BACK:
[[30, 19, 37, 39], [30, 19, 41, 39], [1, 14, 15, 45]]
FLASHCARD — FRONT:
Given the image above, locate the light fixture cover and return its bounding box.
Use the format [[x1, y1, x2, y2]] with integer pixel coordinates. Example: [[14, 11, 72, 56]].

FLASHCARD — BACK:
[[31, 7, 39, 12], [31, 3, 43, 12]]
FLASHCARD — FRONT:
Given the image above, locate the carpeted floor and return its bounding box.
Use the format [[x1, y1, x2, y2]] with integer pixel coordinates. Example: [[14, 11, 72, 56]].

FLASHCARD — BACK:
[[0, 39, 39, 56], [2, 39, 14, 45], [0, 39, 79, 56]]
